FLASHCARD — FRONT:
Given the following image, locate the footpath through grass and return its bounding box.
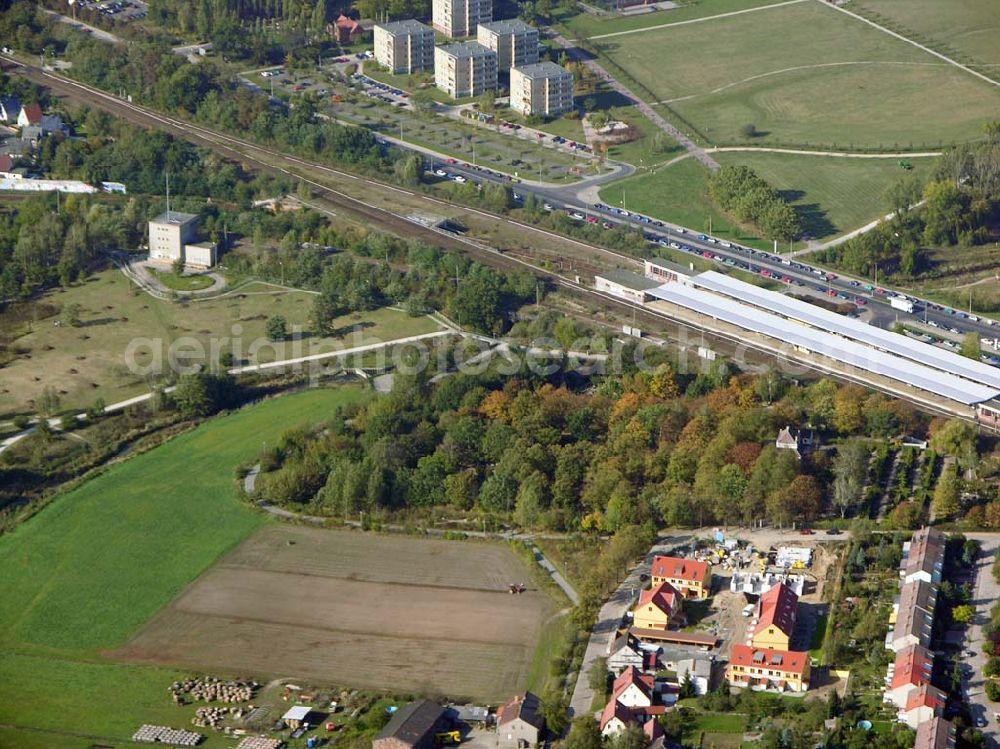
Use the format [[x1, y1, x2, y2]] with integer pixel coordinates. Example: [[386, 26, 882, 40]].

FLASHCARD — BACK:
[[0, 385, 368, 654]]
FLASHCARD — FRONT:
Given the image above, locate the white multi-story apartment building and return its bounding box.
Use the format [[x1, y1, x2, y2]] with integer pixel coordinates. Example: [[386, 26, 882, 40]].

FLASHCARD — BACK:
[[434, 42, 498, 98], [476, 19, 538, 71], [433, 0, 492, 38], [509, 61, 574, 117], [374, 20, 435, 74]]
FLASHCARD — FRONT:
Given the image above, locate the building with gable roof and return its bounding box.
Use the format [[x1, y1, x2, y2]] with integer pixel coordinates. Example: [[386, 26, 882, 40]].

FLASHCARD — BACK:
[[372, 700, 447, 749], [612, 666, 654, 708], [17, 103, 43, 128], [750, 581, 798, 650], [607, 632, 645, 673], [650, 556, 712, 599], [901, 527, 946, 585], [633, 582, 681, 631], [915, 718, 956, 749], [898, 684, 946, 729], [885, 643, 934, 708], [495, 692, 544, 748], [726, 645, 810, 693]]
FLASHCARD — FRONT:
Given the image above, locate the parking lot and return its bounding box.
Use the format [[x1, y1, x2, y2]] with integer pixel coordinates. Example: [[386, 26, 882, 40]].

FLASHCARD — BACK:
[[76, 0, 146, 20]]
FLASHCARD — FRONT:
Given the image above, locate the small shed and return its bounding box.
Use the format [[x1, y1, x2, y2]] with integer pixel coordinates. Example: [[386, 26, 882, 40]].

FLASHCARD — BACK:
[[372, 700, 446, 749], [282, 705, 312, 730]]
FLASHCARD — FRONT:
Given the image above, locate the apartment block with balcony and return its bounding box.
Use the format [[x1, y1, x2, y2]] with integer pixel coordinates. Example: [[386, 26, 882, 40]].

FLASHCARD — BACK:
[[509, 61, 573, 117], [434, 42, 498, 98], [476, 19, 538, 71], [433, 0, 492, 38], [374, 20, 435, 74]]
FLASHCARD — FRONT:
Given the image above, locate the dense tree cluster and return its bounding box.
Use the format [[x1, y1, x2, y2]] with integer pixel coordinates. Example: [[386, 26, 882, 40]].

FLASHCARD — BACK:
[[252, 357, 926, 531], [708, 165, 802, 242], [820, 123, 1000, 282]]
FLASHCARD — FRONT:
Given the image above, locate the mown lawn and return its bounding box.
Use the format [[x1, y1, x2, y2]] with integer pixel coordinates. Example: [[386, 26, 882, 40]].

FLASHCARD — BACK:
[[0, 386, 369, 654], [598, 157, 770, 249], [150, 268, 215, 291], [559, 0, 783, 40]]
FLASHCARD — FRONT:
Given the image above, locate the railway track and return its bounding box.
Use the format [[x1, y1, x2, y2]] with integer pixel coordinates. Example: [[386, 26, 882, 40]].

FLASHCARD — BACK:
[[3, 56, 980, 424]]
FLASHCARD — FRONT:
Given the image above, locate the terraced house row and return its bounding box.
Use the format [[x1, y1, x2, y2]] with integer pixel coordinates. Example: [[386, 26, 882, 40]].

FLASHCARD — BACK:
[[883, 527, 954, 746]]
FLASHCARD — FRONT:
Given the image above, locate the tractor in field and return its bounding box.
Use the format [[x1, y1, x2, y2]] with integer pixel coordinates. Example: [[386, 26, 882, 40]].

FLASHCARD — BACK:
[[508, 583, 526, 594]]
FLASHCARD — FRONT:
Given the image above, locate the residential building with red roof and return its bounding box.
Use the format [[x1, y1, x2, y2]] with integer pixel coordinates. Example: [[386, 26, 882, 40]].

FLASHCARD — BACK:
[[17, 102, 42, 128], [915, 717, 956, 749], [650, 556, 712, 599], [611, 666, 654, 708], [633, 581, 681, 630], [600, 700, 634, 737], [886, 643, 934, 708], [495, 692, 544, 748], [332, 14, 363, 44], [750, 581, 798, 650], [899, 684, 946, 728], [726, 644, 810, 693]]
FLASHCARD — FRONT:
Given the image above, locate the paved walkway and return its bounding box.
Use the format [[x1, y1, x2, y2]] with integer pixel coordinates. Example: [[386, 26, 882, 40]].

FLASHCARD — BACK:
[[549, 33, 719, 171], [962, 534, 999, 745]]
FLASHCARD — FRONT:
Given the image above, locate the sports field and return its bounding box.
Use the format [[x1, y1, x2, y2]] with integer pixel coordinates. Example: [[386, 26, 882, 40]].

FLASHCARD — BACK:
[[0, 269, 441, 416], [593, 0, 1000, 147], [852, 0, 1000, 69], [113, 525, 556, 702]]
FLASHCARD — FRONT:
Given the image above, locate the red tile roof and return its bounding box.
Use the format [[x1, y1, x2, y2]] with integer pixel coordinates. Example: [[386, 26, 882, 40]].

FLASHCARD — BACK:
[[651, 556, 709, 584], [612, 666, 653, 701], [905, 684, 946, 711], [0, 154, 12, 173], [753, 582, 798, 639], [729, 645, 809, 676], [891, 644, 934, 690], [638, 581, 681, 616], [21, 103, 42, 125], [336, 14, 361, 32], [600, 699, 635, 731]]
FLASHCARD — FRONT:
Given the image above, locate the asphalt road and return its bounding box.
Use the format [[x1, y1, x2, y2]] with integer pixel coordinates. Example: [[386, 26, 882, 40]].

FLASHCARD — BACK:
[[963, 535, 999, 745]]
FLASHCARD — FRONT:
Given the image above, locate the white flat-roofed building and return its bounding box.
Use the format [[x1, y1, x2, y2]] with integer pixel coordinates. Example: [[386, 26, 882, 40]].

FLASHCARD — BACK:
[[374, 20, 435, 74], [434, 42, 497, 98], [477, 19, 538, 71], [510, 61, 573, 117], [433, 0, 492, 38], [149, 211, 199, 264]]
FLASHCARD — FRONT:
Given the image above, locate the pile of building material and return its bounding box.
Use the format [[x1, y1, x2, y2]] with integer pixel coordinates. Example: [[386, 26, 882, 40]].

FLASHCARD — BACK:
[[234, 737, 284, 749], [132, 724, 203, 745], [171, 677, 257, 704], [775, 547, 812, 569], [193, 705, 250, 728], [730, 572, 805, 597]]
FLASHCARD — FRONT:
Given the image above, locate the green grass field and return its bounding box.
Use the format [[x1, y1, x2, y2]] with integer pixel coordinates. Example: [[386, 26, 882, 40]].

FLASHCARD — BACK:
[[0, 269, 440, 416], [599, 151, 933, 241], [150, 268, 215, 291], [852, 0, 1000, 68], [594, 0, 1000, 148], [559, 0, 784, 40], [0, 386, 368, 653], [598, 157, 770, 248], [0, 387, 368, 748]]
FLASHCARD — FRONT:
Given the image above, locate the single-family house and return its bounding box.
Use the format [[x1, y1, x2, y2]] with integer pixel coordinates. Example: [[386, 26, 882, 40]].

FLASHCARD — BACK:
[[750, 582, 798, 650], [333, 14, 363, 45], [0, 95, 20, 123], [612, 666, 654, 708], [495, 692, 544, 748], [600, 700, 635, 737], [607, 633, 645, 673], [650, 556, 712, 599], [17, 103, 43, 128], [898, 684, 946, 729], [885, 643, 935, 708], [775, 426, 813, 456], [633, 582, 682, 631], [372, 700, 447, 749], [915, 718, 956, 749], [726, 645, 810, 693]]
